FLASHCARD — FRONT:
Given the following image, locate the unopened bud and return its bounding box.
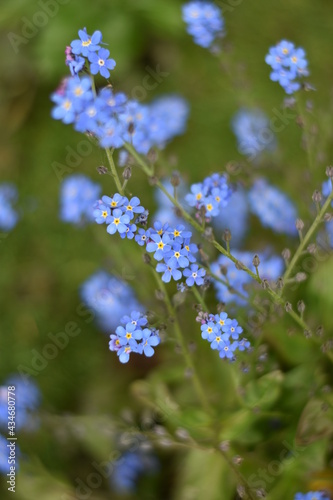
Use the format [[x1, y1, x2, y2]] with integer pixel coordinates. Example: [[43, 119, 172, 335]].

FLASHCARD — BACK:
[[285, 302, 292, 312], [304, 329, 312, 338], [171, 171, 180, 187], [122, 166, 132, 180], [312, 190, 322, 203], [295, 272, 307, 282], [223, 229, 231, 242], [297, 300, 305, 314], [282, 248, 291, 261], [96, 165, 108, 175], [307, 243, 317, 254], [316, 325, 324, 337], [296, 218, 304, 231], [276, 277, 284, 289], [203, 227, 214, 241], [326, 166, 333, 178], [324, 213, 333, 222], [252, 254, 260, 268], [261, 279, 269, 289]]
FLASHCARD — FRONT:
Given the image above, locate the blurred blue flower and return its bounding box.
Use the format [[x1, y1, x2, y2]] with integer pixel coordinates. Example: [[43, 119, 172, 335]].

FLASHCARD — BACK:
[[80, 271, 142, 331], [111, 447, 158, 493], [211, 250, 284, 305], [60, 174, 101, 225], [0, 183, 19, 231], [294, 493, 330, 500], [88, 48, 116, 79], [0, 376, 40, 432], [248, 179, 297, 236], [182, 1, 225, 48], [70, 28, 102, 57], [212, 185, 249, 248], [231, 108, 276, 160]]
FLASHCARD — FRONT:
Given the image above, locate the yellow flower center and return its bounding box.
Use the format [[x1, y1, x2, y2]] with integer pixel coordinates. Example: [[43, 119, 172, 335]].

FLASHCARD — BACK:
[[215, 196, 221, 202], [282, 48, 289, 54], [291, 56, 297, 63], [207, 327, 212, 333], [74, 87, 83, 96], [158, 242, 164, 249], [196, 193, 202, 200], [157, 229, 163, 235], [102, 211, 108, 218], [82, 39, 92, 47], [114, 218, 120, 225], [216, 337, 221, 343], [206, 204, 213, 211], [111, 201, 117, 207], [175, 252, 180, 258], [127, 205, 133, 211], [63, 100, 72, 110], [98, 59, 105, 66], [185, 245, 189, 251], [219, 320, 225, 326], [174, 230, 180, 237], [125, 332, 132, 339]]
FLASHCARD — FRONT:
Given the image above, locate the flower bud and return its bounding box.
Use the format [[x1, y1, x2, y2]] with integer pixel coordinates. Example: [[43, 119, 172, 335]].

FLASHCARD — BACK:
[[312, 190, 322, 203], [252, 254, 260, 268], [296, 218, 304, 231], [96, 165, 108, 175], [326, 166, 333, 178], [297, 300, 305, 314], [285, 302, 292, 312], [122, 166, 132, 180]]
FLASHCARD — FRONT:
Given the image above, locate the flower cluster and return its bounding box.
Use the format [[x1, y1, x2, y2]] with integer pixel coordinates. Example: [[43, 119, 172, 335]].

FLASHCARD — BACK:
[[200, 312, 250, 360], [109, 311, 160, 363], [185, 173, 232, 221], [265, 40, 309, 94], [66, 28, 115, 78], [60, 174, 101, 225], [0, 376, 40, 431], [182, 1, 225, 48], [211, 250, 284, 305], [248, 179, 298, 236], [294, 492, 330, 500], [80, 271, 142, 331], [140, 221, 206, 285], [231, 108, 276, 160], [52, 29, 189, 154], [94, 192, 146, 239], [0, 183, 19, 231]]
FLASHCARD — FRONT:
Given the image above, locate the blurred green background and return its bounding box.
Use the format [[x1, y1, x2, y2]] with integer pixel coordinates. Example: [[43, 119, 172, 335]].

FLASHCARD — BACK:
[[1, 0, 333, 498]]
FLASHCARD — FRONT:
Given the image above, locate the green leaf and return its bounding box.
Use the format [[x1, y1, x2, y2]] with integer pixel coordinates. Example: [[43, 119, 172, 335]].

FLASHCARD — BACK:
[[296, 397, 333, 445], [242, 370, 284, 410], [173, 449, 234, 500]]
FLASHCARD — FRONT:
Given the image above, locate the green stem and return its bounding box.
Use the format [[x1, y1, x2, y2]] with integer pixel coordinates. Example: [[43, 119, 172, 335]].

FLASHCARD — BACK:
[[125, 142, 154, 176], [105, 148, 124, 195], [217, 448, 257, 500], [283, 181, 333, 286], [151, 267, 213, 416], [295, 94, 315, 171], [192, 286, 208, 312]]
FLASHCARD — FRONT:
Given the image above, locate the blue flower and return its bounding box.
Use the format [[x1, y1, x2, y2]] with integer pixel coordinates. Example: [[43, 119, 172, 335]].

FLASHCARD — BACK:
[[185, 173, 232, 220], [248, 179, 298, 236], [156, 263, 182, 283], [115, 323, 143, 346], [111, 448, 158, 493], [183, 264, 206, 286], [146, 233, 171, 261], [88, 48, 116, 79], [93, 204, 111, 224], [0, 183, 19, 231], [200, 322, 217, 340], [102, 193, 126, 209], [182, 1, 225, 48], [123, 197, 145, 220], [119, 223, 137, 240], [165, 244, 189, 269], [51, 92, 76, 124], [265, 40, 309, 94], [71, 28, 102, 57], [107, 209, 130, 234], [140, 328, 161, 357], [98, 117, 125, 148], [135, 228, 150, 246], [66, 77, 93, 110], [110, 313, 160, 363], [218, 340, 238, 360], [121, 311, 148, 328], [222, 318, 243, 339]]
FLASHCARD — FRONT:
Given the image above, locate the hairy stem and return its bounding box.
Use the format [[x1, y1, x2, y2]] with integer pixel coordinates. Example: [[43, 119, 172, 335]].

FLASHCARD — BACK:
[[105, 147, 124, 195]]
